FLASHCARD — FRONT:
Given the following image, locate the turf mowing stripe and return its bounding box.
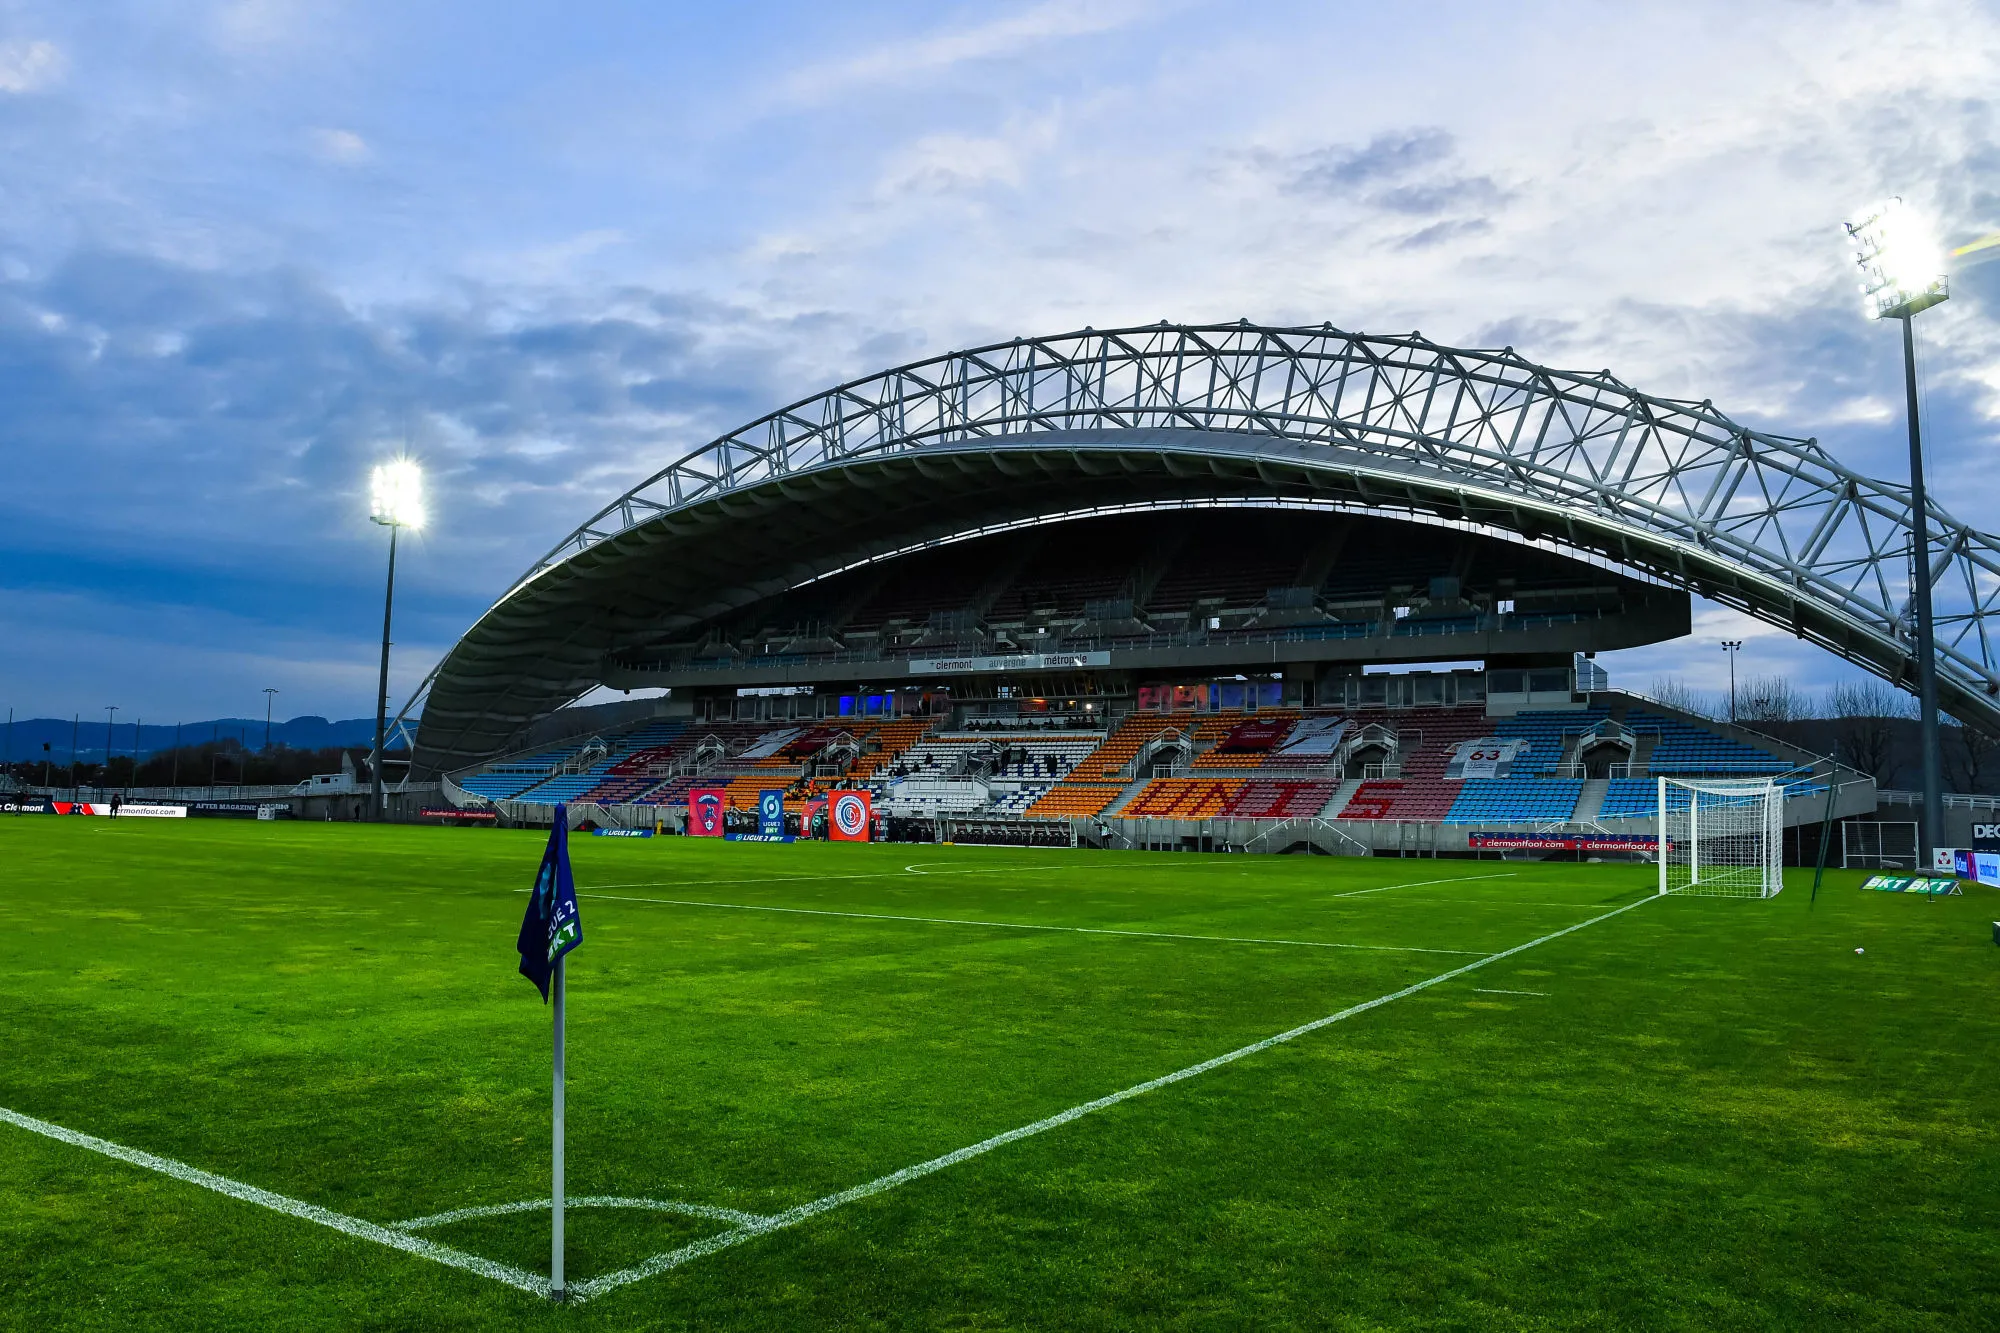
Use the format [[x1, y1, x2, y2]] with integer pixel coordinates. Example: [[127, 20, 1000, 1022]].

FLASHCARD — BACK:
[[587, 865, 1077, 892], [0, 1105, 549, 1297], [575, 892, 1488, 955], [393, 1196, 772, 1231], [572, 890, 1661, 1301]]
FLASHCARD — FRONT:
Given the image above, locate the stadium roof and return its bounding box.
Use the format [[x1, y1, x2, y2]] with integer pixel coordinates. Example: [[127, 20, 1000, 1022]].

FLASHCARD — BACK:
[[407, 322, 2000, 774]]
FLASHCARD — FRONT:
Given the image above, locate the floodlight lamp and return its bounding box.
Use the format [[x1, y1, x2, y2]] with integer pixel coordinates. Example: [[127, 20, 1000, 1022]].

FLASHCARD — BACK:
[[369, 459, 425, 529], [1845, 198, 1948, 319]]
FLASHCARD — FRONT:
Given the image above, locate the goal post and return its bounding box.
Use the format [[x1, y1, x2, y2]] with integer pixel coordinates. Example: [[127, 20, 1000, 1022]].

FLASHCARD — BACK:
[[1657, 777, 1784, 898]]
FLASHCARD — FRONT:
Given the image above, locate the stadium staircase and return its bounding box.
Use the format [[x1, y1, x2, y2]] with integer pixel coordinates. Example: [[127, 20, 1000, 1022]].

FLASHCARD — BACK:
[[1320, 777, 1363, 818], [1571, 778, 1610, 825], [1102, 772, 1162, 816]]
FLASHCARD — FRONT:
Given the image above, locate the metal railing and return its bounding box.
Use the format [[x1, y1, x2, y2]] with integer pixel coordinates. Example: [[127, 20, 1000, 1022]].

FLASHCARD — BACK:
[[1238, 817, 1369, 856], [1877, 788, 2000, 812]]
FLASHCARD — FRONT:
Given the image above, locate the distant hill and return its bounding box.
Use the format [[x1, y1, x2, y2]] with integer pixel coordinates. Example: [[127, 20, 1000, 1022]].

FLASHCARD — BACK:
[[2, 715, 384, 762]]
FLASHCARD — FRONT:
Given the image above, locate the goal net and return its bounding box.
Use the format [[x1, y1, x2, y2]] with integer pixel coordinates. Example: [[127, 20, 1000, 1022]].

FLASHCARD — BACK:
[[1657, 778, 1783, 898]]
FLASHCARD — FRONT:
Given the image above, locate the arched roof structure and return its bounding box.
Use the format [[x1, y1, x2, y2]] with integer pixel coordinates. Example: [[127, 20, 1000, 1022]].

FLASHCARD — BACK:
[[408, 322, 2000, 774]]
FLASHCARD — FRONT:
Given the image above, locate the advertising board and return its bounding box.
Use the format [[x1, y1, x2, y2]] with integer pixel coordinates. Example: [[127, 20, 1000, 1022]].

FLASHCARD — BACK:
[[689, 788, 727, 837], [1467, 832, 1661, 852], [757, 789, 786, 839], [829, 790, 872, 842]]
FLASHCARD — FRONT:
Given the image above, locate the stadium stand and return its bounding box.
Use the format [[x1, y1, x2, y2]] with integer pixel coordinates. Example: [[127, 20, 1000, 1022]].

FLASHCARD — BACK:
[[1337, 779, 1459, 821], [447, 686, 1819, 838], [1024, 783, 1126, 818], [1623, 709, 1788, 773], [989, 784, 1053, 816], [846, 718, 932, 779], [1597, 777, 1662, 821], [1443, 779, 1584, 824], [1190, 712, 1300, 769], [457, 768, 556, 800], [1489, 707, 1609, 776], [1122, 778, 1243, 819], [1068, 713, 1182, 780], [1217, 780, 1340, 819]]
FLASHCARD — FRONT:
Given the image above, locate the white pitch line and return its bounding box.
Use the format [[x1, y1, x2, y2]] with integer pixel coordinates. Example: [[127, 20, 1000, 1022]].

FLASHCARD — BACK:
[[1471, 988, 1551, 997], [1324, 872, 1517, 898], [0, 1105, 548, 1298], [572, 891, 1660, 1300], [394, 1195, 770, 1231], [588, 865, 1073, 893], [1, 889, 1655, 1307], [576, 892, 1486, 955]]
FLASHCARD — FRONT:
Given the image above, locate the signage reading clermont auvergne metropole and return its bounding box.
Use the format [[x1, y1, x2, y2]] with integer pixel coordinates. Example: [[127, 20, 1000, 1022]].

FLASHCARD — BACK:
[[905, 651, 1111, 676]]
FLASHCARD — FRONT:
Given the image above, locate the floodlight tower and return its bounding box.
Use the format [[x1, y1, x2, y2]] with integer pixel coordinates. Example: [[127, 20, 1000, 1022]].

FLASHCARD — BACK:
[[1845, 199, 1948, 863], [103, 705, 117, 796], [368, 461, 424, 823], [1721, 641, 1743, 723]]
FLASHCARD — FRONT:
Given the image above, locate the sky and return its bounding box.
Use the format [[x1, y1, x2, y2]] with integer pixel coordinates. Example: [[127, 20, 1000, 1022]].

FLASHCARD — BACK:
[[3, 0, 2000, 725]]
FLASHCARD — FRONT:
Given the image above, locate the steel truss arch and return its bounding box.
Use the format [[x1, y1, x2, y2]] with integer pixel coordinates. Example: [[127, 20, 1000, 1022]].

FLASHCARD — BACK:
[[411, 321, 2000, 770]]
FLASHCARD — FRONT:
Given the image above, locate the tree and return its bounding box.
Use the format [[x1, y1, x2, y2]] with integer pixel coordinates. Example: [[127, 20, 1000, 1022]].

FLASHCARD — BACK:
[[1944, 717, 2000, 795], [1826, 680, 1909, 784], [1740, 674, 1810, 723], [1649, 676, 1718, 719]]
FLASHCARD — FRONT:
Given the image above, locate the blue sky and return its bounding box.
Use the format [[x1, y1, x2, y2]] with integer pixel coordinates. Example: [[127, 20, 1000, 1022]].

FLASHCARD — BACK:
[[3, 0, 1999, 724]]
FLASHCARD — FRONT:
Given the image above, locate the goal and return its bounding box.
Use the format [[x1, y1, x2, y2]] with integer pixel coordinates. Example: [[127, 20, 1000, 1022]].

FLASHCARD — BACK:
[[1657, 778, 1784, 898]]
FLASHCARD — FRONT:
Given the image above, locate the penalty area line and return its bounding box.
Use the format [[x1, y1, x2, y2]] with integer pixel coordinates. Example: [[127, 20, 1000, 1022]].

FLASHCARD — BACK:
[[572, 890, 1660, 1300], [0, 1105, 549, 1298]]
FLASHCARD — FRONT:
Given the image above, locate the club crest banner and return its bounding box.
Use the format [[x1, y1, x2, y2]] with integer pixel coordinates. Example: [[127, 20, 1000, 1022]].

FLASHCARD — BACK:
[[689, 787, 727, 837], [829, 790, 872, 841]]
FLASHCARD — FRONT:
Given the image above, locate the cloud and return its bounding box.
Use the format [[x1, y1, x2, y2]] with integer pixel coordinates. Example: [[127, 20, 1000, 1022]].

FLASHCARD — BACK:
[[310, 127, 369, 164], [1290, 129, 1456, 192], [0, 39, 64, 93], [5, 0, 2000, 721], [779, 0, 1152, 103], [0, 248, 891, 620], [213, 0, 318, 53]]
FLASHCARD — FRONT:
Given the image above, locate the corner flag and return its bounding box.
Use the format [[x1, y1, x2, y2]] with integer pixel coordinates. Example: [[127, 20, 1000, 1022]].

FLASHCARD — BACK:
[[515, 804, 585, 1300], [517, 804, 582, 1001]]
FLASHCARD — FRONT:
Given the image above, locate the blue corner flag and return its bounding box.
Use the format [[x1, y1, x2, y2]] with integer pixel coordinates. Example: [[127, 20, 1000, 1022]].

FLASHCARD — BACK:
[[517, 804, 582, 1001]]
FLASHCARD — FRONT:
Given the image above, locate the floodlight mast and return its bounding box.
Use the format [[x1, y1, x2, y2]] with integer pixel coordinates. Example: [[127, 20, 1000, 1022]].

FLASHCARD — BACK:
[[368, 462, 424, 823], [1846, 200, 1947, 864]]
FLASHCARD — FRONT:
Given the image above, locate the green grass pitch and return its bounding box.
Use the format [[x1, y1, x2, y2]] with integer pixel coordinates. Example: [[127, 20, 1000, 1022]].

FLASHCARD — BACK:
[[3, 817, 1997, 1330]]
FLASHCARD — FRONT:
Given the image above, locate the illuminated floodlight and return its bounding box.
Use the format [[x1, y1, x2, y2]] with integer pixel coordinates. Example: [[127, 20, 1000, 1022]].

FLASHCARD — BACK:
[[370, 459, 426, 529], [1845, 198, 1948, 319]]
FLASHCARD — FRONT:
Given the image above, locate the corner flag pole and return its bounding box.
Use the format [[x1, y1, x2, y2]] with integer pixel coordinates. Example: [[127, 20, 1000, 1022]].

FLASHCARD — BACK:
[[516, 802, 582, 1304], [552, 953, 566, 1301]]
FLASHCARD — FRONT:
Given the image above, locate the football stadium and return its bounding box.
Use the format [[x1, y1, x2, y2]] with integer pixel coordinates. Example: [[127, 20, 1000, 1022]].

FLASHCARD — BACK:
[[9, 318, 2000, 1327]]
